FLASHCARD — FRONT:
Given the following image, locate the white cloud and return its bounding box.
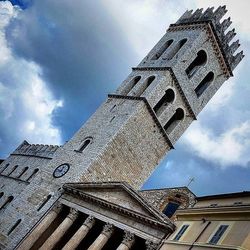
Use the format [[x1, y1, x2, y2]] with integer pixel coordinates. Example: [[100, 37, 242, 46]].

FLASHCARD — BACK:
[[183, 121, 250, 168], [0, 1, 63, 153]]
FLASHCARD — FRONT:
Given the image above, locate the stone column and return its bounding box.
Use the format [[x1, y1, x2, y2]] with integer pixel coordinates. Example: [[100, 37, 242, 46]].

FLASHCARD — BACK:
[[87, 223, 114, 250], [17, 203, 63, 250], [39, 208, 78, 250], [145, 240, 159, 250], [116, 231, 135, 250], [62, 215, 95, 250]]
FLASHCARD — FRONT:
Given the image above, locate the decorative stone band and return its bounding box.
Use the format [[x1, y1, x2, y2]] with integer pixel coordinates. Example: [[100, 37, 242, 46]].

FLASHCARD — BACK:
[[145, 240, 159, 250], [131, 66, 196, 120], [84, 216, 95, 228], [67, 208, 79, 221], [108, 94, 174, 149], [122, 231, 135, 247], [102, 223, 114, 237]]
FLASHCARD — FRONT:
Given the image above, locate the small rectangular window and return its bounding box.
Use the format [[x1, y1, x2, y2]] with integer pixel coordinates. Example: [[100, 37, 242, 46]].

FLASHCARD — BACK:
[[209, 225, 228, 244], [173, 224, 189, 241]]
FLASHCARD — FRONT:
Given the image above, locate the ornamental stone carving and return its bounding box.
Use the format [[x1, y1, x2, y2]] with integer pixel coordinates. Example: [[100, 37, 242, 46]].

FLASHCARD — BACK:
[[122, 231, 135, 247], [84, 216, 95, 228], [102, 223, 114, 237], [67, 208, 78, 221], [145, 240, 159, 250]]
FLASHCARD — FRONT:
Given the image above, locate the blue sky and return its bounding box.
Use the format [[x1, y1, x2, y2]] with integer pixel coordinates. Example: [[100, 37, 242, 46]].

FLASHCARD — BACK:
[[0, 0, 250, 196]]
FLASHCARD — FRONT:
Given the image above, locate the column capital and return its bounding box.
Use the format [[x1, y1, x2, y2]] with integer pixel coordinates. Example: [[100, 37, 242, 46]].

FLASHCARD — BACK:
[[122, 231, 135, 247], [84, 216, 95, 228], [102, 223, 114, 237], [67, 208, 78, 221], [51, 202, 63, 213], [145, 240, 159, 250]]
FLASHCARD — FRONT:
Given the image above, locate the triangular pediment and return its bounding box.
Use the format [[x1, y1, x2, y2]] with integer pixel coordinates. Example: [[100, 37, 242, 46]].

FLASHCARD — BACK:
[[63, 182, 170, 224]]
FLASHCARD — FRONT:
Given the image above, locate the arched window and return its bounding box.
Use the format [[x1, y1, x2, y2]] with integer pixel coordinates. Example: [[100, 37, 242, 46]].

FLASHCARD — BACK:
[[195, 72, 214, 97], [154, 89, 175, 116], [164, 108, 185, 133], [135, 75, 156, 96], [0, 192, 3, 199], [37, 195, 52, 211], [78, 137, 93, 152], [0, 163, 9, 174], [151, 39, 173, 60], [17, 167, 29, 179], [26, 168, 39, 182], [186, 50, 207, 78], [0, 196, 14, 210], [166, 38, 187, 60], [7, 165, 18, 176], [124, 76, 141, 95], [8, 219, 21, 235]]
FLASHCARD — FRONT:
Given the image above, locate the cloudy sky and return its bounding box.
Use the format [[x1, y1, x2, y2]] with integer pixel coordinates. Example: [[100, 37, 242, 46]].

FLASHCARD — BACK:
[[0, 0, 250, 196]]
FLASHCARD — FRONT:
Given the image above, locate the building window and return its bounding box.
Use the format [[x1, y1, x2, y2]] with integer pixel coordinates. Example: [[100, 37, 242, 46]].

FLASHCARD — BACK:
[[164, 108, 185, 133], [186, 50, 207, 78], [37, 195, 52, 211], [0, 163, 9, 174], [0, 192, 3, 199], [8, 219, 22, 236], [125, 76, 141, 95], [136, 75, 156, 96], [163, 201, 180, 218], [7, 165, 18, 176], [78, 137, 93, 152], [153, 89, 175, 116], [151, 39, 173, 60], [173, 225, 189, 241], [166, 38, 187, 60], [17, 167, 29, 179], [209, 225, 229, 244], [26, 168, 39, 182], [195, 72, 214, 97], [0, 196, 14, 210]]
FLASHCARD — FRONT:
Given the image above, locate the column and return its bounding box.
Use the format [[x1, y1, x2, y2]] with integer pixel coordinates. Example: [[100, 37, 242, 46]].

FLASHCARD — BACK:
[[39, 208, 78, 250], [116, 231, 135, 250], [17, 203, 63, 250], [87, 223, 114, 250], [62, 215, 95, 250], [145, 240, 159, 250]]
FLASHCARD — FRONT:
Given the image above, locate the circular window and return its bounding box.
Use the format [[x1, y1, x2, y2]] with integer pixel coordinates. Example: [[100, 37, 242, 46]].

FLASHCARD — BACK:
[[53, 163, 70, 178]]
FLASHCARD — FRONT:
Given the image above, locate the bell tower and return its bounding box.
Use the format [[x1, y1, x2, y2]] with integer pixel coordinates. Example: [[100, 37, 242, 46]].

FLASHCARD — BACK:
[[0, 6, 244, 249]]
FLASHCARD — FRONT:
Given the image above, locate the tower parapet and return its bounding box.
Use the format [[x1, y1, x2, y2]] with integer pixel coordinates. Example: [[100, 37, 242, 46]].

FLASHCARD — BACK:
[[173, 6, 244, 73], [12, 140, 60, 159]]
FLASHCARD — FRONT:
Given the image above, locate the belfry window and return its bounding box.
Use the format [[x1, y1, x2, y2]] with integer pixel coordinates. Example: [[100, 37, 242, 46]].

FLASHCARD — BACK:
[[164, 108, 185, 133], [125, 76, 141, 95], [78, 137, 93, 152], [195, 72, 214, 97], [7, 165, 18, 176], [166, 38, 187, 60], [186, 50, 207, 78], [136, 75, 156, 96], [153, 89, 175, 116], [151, 39, 173, 60]]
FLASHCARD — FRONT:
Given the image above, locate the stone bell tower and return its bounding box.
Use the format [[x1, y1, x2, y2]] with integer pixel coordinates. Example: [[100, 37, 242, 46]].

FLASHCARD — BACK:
[[0, 6, 244, 249]]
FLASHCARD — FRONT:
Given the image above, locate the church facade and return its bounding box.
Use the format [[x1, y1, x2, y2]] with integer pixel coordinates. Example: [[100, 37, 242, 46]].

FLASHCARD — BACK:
[[0, 6, 246, 250]]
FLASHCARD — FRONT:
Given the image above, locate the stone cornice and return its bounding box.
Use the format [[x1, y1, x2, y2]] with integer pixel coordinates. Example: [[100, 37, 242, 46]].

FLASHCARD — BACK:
[[176, 205, 250, 216], [168, 21, 232, 77], [108, 94, 174, 149], [131, 67, 197, 120]]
